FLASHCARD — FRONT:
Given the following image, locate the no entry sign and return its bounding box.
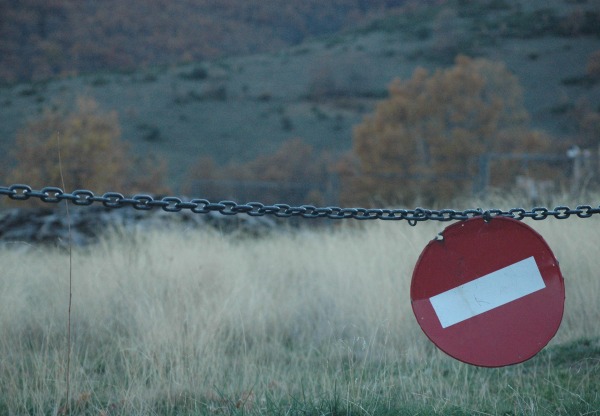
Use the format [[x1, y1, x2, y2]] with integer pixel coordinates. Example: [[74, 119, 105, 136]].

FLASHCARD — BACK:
[[411, 217, 565, 367]]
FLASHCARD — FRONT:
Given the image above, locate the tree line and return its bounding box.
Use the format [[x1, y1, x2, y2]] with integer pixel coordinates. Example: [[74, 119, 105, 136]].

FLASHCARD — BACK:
[[2, 56, 599, 207]]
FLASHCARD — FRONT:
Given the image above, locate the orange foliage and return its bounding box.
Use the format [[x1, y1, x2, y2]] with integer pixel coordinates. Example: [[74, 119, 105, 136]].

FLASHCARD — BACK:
[[184, 138, 333, 204], [7, 98, 169, 195], [229, 138, 329, 183], [346, 55, 556, 205]]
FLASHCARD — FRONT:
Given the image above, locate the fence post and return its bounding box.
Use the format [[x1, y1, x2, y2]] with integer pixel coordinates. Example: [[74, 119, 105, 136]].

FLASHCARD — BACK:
[[474, 154, 491, 195], [325, 173, 340, 207]]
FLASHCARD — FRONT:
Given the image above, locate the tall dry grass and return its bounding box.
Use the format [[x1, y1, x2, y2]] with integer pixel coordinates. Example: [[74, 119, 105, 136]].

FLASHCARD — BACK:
[[0, 206, 598, 414]]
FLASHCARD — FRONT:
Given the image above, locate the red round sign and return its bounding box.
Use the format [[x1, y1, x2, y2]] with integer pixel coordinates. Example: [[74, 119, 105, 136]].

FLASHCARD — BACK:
[[411, 217, 565, 367]]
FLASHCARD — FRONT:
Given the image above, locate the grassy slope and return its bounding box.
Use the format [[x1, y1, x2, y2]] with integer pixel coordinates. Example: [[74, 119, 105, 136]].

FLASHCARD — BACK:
[[0, 0, 599, 191], [0, 196, 598, 414]]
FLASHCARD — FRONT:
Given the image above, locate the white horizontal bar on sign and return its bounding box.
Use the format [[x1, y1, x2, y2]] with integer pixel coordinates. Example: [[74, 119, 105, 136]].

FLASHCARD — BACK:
[[429, 256, 546, 329]]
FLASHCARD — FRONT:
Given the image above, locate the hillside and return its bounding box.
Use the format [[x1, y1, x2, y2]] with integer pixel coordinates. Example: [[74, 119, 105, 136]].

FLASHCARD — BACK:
[[0, 0, 414, 84], [1, 0, 599, 198]]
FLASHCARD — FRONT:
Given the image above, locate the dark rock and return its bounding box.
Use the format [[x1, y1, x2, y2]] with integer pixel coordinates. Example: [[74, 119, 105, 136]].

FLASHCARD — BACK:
[[0, 204, 276, 248]]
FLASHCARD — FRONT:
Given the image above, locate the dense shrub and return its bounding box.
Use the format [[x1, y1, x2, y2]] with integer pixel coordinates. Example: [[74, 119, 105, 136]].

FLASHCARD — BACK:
[[184, 138, 333, 204], [343, 55, 559, 205], [6, 97, 169, 195]]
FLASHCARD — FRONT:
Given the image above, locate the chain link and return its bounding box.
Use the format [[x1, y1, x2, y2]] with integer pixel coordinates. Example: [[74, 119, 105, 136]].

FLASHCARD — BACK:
[[2, 184, 600, 225]]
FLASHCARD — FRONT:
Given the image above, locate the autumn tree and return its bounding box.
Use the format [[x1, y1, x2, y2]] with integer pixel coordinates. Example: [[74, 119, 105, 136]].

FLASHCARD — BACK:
[[229, 138, 330, 184], [7, 97, 168, 194], [185, 138, 333, 204], [346, 55, 557, 205]]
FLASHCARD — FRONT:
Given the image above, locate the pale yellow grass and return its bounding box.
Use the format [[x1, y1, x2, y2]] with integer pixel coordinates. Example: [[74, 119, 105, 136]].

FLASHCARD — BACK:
[[0, 212, 598, 414]]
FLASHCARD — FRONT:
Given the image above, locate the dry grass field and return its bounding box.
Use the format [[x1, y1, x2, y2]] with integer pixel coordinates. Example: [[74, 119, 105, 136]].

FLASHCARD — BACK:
[[0, 201, 599, 415]]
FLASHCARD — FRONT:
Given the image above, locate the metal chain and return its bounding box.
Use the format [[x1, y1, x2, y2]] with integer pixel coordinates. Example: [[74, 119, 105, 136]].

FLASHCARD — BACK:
[[2, 184, 600, 226]]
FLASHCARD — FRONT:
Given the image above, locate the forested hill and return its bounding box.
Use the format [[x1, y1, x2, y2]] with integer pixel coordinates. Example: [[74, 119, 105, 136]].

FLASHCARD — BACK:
[[0, 0, 419, 83]]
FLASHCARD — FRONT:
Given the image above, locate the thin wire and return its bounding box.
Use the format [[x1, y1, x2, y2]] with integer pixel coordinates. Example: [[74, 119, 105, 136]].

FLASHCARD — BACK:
[[57, 133, 73, 415]]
